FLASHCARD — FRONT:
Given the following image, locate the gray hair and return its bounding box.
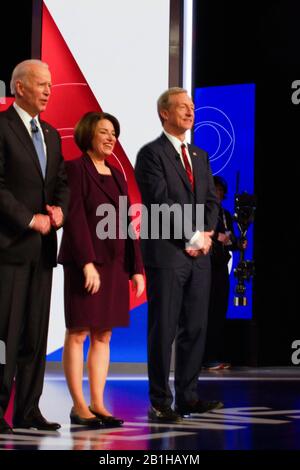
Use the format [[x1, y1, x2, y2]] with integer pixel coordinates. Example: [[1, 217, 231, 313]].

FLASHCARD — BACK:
[[157, 87, 188, 124], [10, 59, 49, 95]]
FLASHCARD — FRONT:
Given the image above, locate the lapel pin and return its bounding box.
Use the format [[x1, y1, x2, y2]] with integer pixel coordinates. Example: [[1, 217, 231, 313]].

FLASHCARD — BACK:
[[192, 152, 197, 156]]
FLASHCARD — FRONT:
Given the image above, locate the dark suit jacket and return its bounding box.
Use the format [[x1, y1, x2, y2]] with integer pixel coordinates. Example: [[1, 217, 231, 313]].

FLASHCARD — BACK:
[[58, 155, 143, 276], [135, 133, 219, 268], [0, 105, 69, 266]]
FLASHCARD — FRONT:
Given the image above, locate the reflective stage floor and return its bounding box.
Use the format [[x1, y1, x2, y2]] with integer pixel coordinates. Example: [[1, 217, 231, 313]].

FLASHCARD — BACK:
[[1, 367, 300, 452]]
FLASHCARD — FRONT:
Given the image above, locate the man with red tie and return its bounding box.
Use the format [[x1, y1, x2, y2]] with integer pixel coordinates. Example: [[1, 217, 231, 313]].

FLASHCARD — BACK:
[[135, 87, 223, 422]]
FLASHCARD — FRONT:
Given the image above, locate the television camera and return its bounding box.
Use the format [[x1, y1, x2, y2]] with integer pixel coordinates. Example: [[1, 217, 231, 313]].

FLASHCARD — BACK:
[[233, 182, 256, 306]]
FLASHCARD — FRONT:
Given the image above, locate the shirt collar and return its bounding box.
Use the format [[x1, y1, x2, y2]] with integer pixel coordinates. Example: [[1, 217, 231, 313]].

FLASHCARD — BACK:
[[13, 102, 39, 127], [163, 130, 188, 154]]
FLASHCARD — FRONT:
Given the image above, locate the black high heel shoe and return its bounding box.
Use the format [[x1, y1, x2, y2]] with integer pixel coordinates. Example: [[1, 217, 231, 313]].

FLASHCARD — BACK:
[[70, 407, 105, 427], [88, 407, 124, 427]]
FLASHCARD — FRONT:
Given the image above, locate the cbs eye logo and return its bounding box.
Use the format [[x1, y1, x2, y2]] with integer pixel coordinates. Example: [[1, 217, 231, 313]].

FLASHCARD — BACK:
[[194, 106, 235, 174], [291, 340, 300, 365]]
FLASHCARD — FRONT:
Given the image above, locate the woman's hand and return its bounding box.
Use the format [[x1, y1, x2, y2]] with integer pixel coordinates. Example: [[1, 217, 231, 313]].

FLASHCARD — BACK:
[[83, 263, 101, 294], [131, 274, 145, 298]]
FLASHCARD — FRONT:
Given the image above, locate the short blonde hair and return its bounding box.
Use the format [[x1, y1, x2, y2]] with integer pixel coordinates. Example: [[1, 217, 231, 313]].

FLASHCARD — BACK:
[[157, 87, 188, 124], [10, 59, 49, 95]]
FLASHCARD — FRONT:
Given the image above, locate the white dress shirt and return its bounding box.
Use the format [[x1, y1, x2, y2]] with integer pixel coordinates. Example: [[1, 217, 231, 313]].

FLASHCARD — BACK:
[[163, 130, 193, 170], [13, 102, 48, 228], [13, 102, 47, 157], [163, 130, 203, 249]]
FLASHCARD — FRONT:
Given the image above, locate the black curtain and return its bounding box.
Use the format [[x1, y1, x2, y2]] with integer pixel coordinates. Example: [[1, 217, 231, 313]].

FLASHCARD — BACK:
[[0, 1, 32, 97], [193, 0, 300, 365]]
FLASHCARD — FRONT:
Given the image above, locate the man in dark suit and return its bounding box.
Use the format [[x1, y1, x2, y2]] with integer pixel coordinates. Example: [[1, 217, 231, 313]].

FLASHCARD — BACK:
[[135, 87, 223, 422], [0, 59, 69, 433]]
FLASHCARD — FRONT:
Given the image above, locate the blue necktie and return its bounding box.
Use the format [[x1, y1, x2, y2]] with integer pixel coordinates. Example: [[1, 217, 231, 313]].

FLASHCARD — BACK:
[[30, 118, 46, 178]]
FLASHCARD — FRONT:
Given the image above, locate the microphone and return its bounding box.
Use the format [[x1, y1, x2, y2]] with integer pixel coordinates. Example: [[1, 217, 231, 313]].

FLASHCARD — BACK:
[[175, 154, 180, 161], [30, 119, 39, 133]]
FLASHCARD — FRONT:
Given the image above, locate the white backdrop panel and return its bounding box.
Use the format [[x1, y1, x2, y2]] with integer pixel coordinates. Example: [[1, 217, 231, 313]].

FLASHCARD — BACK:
[[45, 0, 170, 355], [44, 0, 170, 164]]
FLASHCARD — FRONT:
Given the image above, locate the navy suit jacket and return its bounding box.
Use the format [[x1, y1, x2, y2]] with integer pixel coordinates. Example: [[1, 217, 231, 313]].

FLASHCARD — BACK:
[[0, 105, 69, 265], [135, 133, 219, 268]]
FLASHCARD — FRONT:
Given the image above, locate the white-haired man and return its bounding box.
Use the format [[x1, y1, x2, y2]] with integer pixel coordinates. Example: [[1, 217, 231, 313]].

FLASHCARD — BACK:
[[0, 60, 69, 433]]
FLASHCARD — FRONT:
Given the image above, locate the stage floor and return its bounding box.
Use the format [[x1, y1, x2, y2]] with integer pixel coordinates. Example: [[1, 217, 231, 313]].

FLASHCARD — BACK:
[[1, 367, 300, 451]]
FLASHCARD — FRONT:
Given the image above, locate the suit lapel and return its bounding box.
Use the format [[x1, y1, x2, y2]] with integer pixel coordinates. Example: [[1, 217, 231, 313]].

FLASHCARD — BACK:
[[188, 144, 200, 198], [83, 154, 122, 204], [7, 106, 44, 180], [160, 134, 194, 194], [40, 120, 53, 181], [189, 144, 207, 201]]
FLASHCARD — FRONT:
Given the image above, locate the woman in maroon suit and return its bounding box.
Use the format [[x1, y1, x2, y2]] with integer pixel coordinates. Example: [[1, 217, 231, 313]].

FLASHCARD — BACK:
[[58, 112, 144, 427]]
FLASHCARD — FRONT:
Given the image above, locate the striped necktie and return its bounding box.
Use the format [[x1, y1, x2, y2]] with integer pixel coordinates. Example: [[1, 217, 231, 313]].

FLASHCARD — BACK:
[[181, 143, 194, 191]]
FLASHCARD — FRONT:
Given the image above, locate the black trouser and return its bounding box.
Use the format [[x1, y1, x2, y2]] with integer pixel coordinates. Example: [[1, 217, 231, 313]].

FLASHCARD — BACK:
[[204, 263, 230, 364], [0, 256, 53, 422], [145, 255, 211, 408]]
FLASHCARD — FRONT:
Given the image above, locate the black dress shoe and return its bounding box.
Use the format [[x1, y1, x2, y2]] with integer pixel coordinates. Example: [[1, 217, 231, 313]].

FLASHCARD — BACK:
[[176, 399, 224, 416], [88, 407, 124, 427], [0, 417, 13, 434], [13, 414, 61, 431], [148, 405, 182, 423], [70, 408, 105, 427]]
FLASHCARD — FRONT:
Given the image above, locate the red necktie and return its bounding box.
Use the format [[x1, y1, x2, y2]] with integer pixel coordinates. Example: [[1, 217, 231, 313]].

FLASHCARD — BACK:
[[181, 143, 194, 191]]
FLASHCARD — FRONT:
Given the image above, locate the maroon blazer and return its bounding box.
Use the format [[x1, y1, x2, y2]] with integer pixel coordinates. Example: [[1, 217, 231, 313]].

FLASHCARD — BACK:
[[58, 154, 143, 276]]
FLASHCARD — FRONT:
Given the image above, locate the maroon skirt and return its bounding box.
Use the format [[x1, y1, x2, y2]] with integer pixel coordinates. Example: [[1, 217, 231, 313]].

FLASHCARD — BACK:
[[63, 259, 130, 330]]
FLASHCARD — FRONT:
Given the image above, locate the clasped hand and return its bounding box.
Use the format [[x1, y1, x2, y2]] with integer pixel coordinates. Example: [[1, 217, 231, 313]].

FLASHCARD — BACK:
[[31, 205, 64, 235], [185, 230, 214, 257]]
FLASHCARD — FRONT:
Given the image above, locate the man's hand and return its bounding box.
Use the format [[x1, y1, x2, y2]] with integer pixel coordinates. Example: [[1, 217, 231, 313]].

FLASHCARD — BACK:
[[46, 205, 64, 228], [30, 214, 51, 235], [217, 232, 231, 245], [187, 230, 214, 255], [202, 230, 214, 255], [185, 248, 203, 258], [237, 238, 248, 250]]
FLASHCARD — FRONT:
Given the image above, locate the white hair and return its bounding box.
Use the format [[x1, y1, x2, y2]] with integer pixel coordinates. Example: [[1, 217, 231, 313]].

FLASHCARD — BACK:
[[10, 59, 49, 95]]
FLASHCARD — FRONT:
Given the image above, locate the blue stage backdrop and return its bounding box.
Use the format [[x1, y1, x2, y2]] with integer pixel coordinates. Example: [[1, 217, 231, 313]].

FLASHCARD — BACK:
[[194, 84, 255, 319]]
